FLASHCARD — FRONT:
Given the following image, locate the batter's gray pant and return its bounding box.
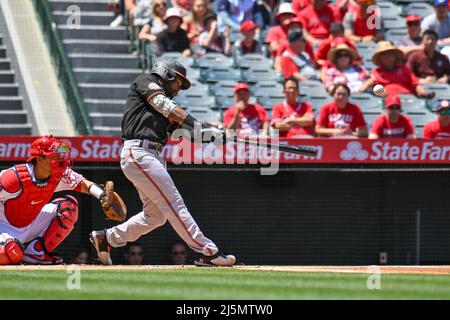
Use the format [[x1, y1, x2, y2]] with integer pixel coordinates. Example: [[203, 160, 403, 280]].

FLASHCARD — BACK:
[[106, 140, 218, 256]]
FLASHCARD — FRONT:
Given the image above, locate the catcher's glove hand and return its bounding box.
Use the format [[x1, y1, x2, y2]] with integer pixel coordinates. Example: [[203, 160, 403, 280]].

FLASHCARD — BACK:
[[100, 181, 127, 222]]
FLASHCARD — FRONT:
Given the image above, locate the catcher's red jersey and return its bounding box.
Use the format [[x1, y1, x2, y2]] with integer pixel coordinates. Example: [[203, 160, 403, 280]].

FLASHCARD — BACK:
[[0, 163, 84, 228]]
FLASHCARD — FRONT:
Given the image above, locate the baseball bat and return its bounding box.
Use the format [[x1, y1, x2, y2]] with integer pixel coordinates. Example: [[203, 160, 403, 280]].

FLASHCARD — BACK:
[[233, 136, 318, 157]]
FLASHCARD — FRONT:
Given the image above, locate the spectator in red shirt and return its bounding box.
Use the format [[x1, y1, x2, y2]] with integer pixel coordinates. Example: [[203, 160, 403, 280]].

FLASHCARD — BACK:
[[423, 99, 450, 139], [369, 95, 416, 139], [298, 0, 336, 44], [343, 0, 384, 43], [333, 0, 359, 23], [292, 0, 311, 15], [235, 20, 263, 55], [280, 31, 319, 80], [360, 41, 434, 97], [265, 3, 297, 56], [223, 83, 269, 137], [407, 29, 450, 84], [315, 23, 358, 68], [271, 77, 315, 137], [316, 83, 368, 137], [324, 43, 369, 93]]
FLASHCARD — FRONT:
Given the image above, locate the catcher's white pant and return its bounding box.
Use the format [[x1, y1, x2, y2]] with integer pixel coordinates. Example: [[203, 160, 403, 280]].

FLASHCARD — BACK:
[[0, 203, 58, 255], [105, 140, 218, 256]]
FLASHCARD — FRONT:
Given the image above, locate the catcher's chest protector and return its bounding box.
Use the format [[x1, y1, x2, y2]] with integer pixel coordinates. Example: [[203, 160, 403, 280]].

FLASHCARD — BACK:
[[3, 164, 60, 227]]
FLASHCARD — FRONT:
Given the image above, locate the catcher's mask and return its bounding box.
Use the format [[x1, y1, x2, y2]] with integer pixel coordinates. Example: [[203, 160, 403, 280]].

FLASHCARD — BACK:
[[150, 59, 191, 97], [27, 135, 73, 182]]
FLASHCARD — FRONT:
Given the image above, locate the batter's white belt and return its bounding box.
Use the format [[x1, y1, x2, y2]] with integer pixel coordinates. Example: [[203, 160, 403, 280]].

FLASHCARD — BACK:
[[123, 139, 164, 153]]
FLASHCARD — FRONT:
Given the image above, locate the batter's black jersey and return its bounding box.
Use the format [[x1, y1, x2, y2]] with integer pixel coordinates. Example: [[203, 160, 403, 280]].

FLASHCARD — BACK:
[[121, 73, 177, 144]]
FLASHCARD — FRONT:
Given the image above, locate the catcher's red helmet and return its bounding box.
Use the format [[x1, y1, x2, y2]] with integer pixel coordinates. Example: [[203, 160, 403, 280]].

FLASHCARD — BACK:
[[27, 135, 60, 162]]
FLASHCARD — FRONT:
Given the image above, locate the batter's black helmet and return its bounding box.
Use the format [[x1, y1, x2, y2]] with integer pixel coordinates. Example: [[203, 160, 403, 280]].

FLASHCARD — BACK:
[[151, 60, 191, 90]]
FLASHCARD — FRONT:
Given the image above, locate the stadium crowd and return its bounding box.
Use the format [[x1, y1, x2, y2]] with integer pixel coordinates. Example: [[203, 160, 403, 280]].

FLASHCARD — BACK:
[[107, 0, 450, 139]]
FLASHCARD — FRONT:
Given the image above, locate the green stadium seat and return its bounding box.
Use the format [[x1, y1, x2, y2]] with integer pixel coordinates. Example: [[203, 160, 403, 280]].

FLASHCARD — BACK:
[[212, 80, 237, 96], [349, 93, 383, 114], [403, 2, 434, 19], [378, 2, 403, 18], [299, 80, 327, 96], [252, 81, 283, 96], [236, 53, 273, 69], [196, 53, 234, 68], [174, 95, 216, 109], [243, 67, 281, 83], [178, 80, 209, 96], [257, 94, 285, 110], [186, 67, 201, 81], [385, 29, 408, 44], [186, 107, 221, 123], [399, 94, 427, 114], [160, 52, 195, 68], [203, 67, 242, 83], [382, 16, 406, 30], [408, 112, 435, 127], [423, 83, 450, 99], [306, 94, 333, 111]]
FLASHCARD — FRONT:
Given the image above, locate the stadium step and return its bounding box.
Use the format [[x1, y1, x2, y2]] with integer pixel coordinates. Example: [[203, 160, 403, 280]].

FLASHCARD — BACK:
[[68, 53, 138, 69], [0, 34, 2, 46], [0, 58, 11, 70], [52, 10, 115, 26], [0, 96, 23, 110], [0, 123, 32, 135], [73, 68, 140, 84], [0, 83, 19, 96], [0, 46, 8, 59], [63, 39, 130, 54], [89, 112, 122, 127], [48, 0, 111, 12], [84, 98, 126, 113], [0, 110, 28, 124], [57, 25, 127, 41], [78, 83, 129, 100], [0, 70, 14, 83]]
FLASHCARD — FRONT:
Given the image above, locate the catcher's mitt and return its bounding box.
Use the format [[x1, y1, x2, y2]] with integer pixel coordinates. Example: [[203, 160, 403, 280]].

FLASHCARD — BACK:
[[100, 181, 127, 222]]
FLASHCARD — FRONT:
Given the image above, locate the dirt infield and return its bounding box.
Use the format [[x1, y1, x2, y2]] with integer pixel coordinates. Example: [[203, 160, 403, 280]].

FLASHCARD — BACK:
[[0, 265, 449, 275]]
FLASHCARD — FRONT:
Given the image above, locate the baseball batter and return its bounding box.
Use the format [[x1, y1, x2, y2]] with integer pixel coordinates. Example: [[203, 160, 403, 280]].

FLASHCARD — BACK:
[[90, 60, 236, 267], [0, 135, 124, 265]]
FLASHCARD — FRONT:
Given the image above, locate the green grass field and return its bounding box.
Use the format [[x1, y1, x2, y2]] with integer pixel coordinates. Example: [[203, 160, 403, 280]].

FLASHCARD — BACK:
[[1, 266, 450, 299]]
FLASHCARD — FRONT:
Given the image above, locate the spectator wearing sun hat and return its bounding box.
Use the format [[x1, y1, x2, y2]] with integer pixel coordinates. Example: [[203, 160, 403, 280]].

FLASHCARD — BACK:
[[423, 99, 450, 139], [235, 20, 263, 55], [369, 95, 416, 139], [156, 7, 191, 56], [359, 41, 435, 97], [223, 83, 269, 137], [265, 2, 298, 56]]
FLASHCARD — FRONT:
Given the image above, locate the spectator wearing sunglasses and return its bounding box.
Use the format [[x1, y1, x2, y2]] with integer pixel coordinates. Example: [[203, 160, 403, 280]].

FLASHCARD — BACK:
[[124, 244, 144, 265], [170, 241, 188, 265], [423, 99, 450, 139], [369, 95, 416, 139]]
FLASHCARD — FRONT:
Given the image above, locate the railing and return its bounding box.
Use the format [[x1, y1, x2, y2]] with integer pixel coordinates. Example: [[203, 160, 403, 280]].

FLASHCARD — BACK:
[[32, 0, 93, 135]]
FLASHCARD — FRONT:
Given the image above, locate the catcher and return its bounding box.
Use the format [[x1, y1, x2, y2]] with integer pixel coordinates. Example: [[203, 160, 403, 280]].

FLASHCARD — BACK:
[[0, 135, 126, 265]]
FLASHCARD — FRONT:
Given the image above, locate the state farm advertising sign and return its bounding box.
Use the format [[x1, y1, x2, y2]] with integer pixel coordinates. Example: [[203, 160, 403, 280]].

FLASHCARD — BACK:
[[0, 136, 449, 164]]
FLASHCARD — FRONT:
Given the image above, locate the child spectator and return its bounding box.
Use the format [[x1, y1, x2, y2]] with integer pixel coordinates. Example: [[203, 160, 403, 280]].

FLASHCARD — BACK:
[[316, 83, 367, 137], [138, 0, 168, 43], [265, 3, 297, 56], [271, 77, 315, 137], [198, 12, 232, 55], [396, 15, 423, 56], [235, 20, 263, 55], [407, 29, 450, 84], [156, 7, 191, 56], [369, 95, 416, 139], [324, 43, 369, 93], [223, 83, 269, 137], [297, 0, 336, 45], [423, 99, 450, 139], [360, 41, 434, 97], [182, 0, 209, 46], [343, 0, 384, 43], [280, 31, 318, 81], [217, 0, 264, 31]]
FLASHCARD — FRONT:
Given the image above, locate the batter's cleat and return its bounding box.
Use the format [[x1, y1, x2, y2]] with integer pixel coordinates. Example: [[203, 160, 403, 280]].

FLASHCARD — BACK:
[[89, 229, 112, 265], [22, 252, 63, 265], [194, 252, 236, 267]]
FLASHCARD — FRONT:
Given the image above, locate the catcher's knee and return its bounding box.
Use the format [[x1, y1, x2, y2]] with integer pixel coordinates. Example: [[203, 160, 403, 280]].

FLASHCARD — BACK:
[[39, 195, 79, 253], [0, 238, 24, 265]]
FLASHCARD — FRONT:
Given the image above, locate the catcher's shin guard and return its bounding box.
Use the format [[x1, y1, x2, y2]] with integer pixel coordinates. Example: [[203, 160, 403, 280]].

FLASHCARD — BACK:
[[0, 238, 25, 265], [35, 195, 79, 253]]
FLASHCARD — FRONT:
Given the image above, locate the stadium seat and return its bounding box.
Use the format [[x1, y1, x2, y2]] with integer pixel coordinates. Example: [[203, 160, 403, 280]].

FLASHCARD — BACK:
[[215, 96, 235, 109], [377, 1, 403, 18], [408, 112, 435, 127], [349, 93, 383, 114], [306, 94, 333, 111], [186, 67, 202, 81], [385, 29, 408, 44], [229, 30, 243, 43], [356, 42, 377, 62], [236, 53, 272, 69], [363, 112, 382, 127], [186, 107, 221, 123], [243, 67, 281, 83], [403, 2, 434, 19], [252, 81, 283, 96], [399, 94, 427, 114], [212, 80, 238, 96], [174, 94, 216, 109], [202, 67, 242, 83], [159, 52, 195, 68], [257, 94, 285, 110], [423, 83, 450, 99], [299, 80, 328, 97], [382, 16, 406, 30], [177, 80, 209, 96], [196, 53, 234, 69]]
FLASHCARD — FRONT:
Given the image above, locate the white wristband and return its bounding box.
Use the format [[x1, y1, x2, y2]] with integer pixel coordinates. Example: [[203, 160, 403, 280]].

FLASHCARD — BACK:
[[89, 184, 104, 200]]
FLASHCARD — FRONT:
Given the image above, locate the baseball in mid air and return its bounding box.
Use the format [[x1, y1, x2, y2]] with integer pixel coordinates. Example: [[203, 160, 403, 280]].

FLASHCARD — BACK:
[[373, 84, 386, 97]]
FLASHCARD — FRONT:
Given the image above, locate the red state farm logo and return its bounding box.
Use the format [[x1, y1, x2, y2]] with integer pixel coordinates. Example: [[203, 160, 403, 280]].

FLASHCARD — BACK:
[[340, 141, 369, 161]]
